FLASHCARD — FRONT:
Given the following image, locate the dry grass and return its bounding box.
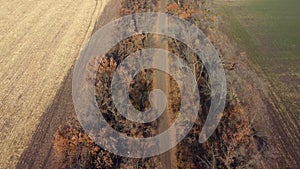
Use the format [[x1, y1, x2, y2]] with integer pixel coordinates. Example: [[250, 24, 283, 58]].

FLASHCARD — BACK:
[[0, 0, 111, 168]]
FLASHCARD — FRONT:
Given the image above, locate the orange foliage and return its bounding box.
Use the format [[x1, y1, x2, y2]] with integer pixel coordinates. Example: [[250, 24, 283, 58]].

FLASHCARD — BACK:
[[179, 12, 191, 19], [166, 2, 179, 12]]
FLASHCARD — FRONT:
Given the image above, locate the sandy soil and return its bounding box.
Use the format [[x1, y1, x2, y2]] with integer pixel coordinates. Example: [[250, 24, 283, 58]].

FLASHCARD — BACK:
[[0, 0, 110, 168]]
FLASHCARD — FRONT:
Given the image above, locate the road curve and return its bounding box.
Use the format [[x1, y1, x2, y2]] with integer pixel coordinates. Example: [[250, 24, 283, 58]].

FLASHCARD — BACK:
[[0, 0, 109, 168]]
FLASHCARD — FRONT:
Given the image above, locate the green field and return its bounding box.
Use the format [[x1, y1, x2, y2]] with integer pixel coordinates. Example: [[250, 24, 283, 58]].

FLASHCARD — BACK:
[[217, 0, 300, 115]]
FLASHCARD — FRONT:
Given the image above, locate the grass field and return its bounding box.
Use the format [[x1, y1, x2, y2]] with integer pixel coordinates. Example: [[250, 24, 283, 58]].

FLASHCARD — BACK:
[[216, 0, 300, 116]]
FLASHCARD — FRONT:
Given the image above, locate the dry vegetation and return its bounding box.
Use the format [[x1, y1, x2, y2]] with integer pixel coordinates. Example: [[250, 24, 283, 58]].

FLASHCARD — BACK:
[[52, 0, 262, 168]]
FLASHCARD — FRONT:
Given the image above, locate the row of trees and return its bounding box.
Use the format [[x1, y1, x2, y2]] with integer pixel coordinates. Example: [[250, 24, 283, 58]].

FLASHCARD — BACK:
[[52, 0, 261, 168]]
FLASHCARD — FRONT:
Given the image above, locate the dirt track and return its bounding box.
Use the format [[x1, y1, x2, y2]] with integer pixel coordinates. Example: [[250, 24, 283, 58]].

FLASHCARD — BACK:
[[0, 0, 109, 168], [154, 1, 177, 168]]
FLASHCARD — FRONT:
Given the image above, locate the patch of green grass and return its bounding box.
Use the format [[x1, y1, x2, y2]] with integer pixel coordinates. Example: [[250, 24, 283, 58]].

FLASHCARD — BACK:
[[217, 5, 262, 65], [216, 0, 300, 115]]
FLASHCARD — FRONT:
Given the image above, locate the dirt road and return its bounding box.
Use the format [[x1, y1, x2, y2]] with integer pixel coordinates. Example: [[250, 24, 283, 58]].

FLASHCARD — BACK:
[[153, 1, 177, 169], [0, 0, 110, 168]]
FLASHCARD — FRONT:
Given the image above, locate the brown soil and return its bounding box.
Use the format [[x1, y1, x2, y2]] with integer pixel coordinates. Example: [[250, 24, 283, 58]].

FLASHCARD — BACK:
[[0, 0, 110, 168], [15, 0, 120, 168]]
